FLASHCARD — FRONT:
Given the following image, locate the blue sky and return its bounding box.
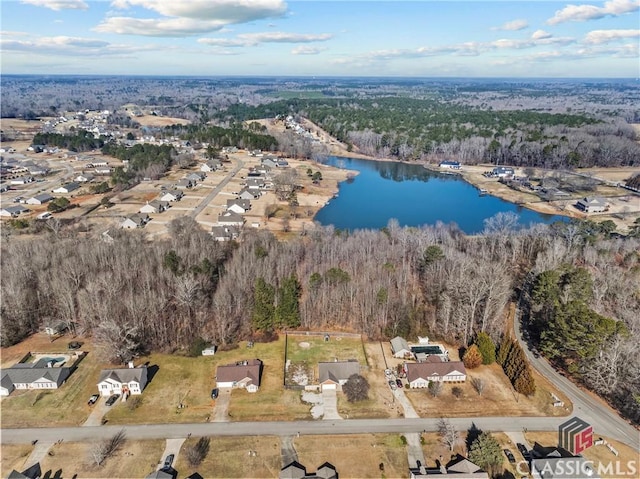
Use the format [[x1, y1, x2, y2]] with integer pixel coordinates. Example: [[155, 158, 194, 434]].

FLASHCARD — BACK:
[[1, 0, 638, 77]]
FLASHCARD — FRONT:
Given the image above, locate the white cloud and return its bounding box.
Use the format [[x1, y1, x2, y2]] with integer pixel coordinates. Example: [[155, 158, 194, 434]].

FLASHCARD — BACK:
[[291, 45, 324, 55], [531, 30, 552, 40], [0, 31, 31, 37], [198, 31, 332, 47], [547, 0, 639, 25], [21, 0, 88, 10], [583, 29, 640, 43], [99, 0, 287, 36], [0, 35, 155, 57], [492, 19, 529, 31]]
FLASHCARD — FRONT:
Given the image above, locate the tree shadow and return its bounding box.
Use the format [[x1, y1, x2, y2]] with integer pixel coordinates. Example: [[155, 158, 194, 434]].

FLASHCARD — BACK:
[[146, 364, 160, 384], [466, 422, 482, 452], [186, 474, 203, 479]]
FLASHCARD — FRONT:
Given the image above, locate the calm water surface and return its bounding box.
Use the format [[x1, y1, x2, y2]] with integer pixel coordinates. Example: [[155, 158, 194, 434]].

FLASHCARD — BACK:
[[314, 157, 565, 234]]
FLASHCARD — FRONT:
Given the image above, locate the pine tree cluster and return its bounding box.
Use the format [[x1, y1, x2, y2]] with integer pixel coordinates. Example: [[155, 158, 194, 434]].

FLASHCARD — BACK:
[[497, 337, 536, 396]]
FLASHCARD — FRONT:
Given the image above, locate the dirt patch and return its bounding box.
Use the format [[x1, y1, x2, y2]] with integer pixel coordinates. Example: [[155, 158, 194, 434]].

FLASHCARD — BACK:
[[0, 444, 33, 478], [133, 115, 190, 127], [301, 391, 324, 419]]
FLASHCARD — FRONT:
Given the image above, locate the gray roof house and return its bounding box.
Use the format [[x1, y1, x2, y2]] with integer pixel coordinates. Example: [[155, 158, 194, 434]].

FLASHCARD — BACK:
[[238, 187, 260, 200], [410, 455, 489, 479], [0, 205, 31, 217], [405, 357, 467, 387], [391, 336, 411, 358], [318, 360, 360, 391], [186, 172, 205, 182], [145, 470, 173, 479], [176, 178, 195, 189], [279, 461, 338, 479], [53, 182, 80, 194], [26, 193, 54, 205], [246, 177, 266, 190], [530, 444, 599, 479], [97, 365, 148, 397], [121, 214, 150, 229], [227, 198, 251, 214], [201, 159, 222, 172], [0, 360, 73, 396], [217, 211, 245, 227], [211, 225, 238, 241], [159, 189, 183, 202], [140, 200, 169, 214], [576, 196, 608, 213]]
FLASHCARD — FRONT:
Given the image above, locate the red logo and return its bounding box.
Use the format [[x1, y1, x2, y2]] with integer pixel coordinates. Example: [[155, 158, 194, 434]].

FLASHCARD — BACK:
[[559, 417, 593, 455]]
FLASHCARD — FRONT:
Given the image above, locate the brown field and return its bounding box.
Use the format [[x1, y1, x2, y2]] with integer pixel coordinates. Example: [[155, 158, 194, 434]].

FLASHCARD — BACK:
[[524, 432, 639, 478], [0, 333, 104, 428], [0, 444, 32, 478], [35, 439, 164, 478], [295, 434, 409, 478], [133, 114, 191, 127], [174, 436, 281, 478]]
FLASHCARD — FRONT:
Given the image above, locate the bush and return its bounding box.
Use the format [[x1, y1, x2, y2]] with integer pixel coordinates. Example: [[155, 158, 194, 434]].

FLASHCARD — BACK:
[[188, 337, 208, 357], [452, 386, 463, 399], [428, 381, 442, 397], [185, 437, 210, 467], [343, 374, 370, 402], [127, 396, 142, 410], [463, 345, 483, 369]]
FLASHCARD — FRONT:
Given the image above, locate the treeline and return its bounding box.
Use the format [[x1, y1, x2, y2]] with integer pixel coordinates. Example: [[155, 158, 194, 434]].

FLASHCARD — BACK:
[[2, 217, 638, 421], [101, 142, 175, 184], [163, 124, 278, 152], [32, 131, 105, 152], [215, 97, 639, 167]]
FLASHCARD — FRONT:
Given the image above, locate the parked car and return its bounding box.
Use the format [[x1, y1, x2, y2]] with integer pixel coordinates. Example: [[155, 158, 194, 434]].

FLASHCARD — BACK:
[[384, 369, 393, 378], [504, 449, 516, 463], [88, 394, 99, 406], [37, 212, 52, 220], [211, 388, 219, 399], [396, 378, 403, 388], [164, 454, 174, 468], [517, 443, 530, 459], [13, 196, 23, 203], [388, 380, 397, 390], [105, 394, 120, 406]]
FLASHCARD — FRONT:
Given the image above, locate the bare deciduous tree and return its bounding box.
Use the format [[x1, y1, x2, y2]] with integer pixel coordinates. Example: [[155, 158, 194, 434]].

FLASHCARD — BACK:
[[438, 418, 459, 452], [471, 377, 486, 396]]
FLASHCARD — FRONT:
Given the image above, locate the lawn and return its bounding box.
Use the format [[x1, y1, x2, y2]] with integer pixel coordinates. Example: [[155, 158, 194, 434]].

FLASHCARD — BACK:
[[0, 333, 103, 428], [295, 434, 408, 478], [0, 444, 32, 478], [524, 431, 639, 479], [174, 436, 281, 478], [37, 439, 164, 478], [405, 363, 572, 418]]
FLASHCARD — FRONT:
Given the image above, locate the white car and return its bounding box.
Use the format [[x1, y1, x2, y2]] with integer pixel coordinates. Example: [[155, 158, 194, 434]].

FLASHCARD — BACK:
[[37, 212, 52, 220]]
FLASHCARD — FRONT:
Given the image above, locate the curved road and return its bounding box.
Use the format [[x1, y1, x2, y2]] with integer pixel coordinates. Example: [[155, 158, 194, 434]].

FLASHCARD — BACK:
[[514, 278, 639, 449]]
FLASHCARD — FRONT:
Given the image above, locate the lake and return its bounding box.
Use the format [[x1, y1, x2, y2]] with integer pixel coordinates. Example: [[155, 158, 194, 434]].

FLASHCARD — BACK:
[[314, 157, 566, 234]]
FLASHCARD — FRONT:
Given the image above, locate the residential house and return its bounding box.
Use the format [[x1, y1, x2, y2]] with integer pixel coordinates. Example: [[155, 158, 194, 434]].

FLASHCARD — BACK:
[[227, 198, 251, 214], [410, 455, 489, 479], [261, 156, 278, 168], [276, 159, 290, 168], [10, 176, 35, 185], [318, 360, 360, 391], [26, 193, 54, 205], [217, 211, 245, 227], [216, 359, 263, 392], [120, 214, 150, 229], [186, 172, 205, 182], [6, 463, 41, 479], [53, 182, 80, 194], [238, 188, 260, 200], [159, 189, 184, 202], [530, 444, 600, 479], [93, 167, 112, 175], [576, 196, 608, 213], [279, 461, 338, 479], [491, 166, 515, 178], [439, 160, 461, 169], [0, 205, 30, 217], [405, 357, 466, 387], [201, 160, 221, 172], [255, 164, 272, 176], [97, 364, 148, 397], [140, 200, 170, 214], [25, 164, 49, 176], [211, 225, 238, 241], [201, 345, 216, 356], [176, 178, 195, 189], [0, 356, 78, 396], [75, 173, 95, 183], [249, 149, 263, 157], [222, 146, 238, 153], [391, 336, 412, 359], [246, 177, 266, 190], [144, 470, 173, 479]]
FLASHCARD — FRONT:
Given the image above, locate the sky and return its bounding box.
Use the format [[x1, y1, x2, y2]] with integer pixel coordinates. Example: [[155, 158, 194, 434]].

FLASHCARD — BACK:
[[0, 0, 639, 77]]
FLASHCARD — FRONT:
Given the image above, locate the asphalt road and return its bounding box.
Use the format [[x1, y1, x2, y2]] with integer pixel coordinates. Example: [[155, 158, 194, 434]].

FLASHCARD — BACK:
[[514, 280, 639, 449], [190, 160, 244, 219], [0, 416, 576, 445]]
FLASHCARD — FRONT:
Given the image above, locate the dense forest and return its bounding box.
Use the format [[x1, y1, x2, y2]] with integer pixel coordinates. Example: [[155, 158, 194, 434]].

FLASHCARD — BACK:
[[2, 216, 638, 422], [215, 97, 640, 168], [32, 131, 106, 152]]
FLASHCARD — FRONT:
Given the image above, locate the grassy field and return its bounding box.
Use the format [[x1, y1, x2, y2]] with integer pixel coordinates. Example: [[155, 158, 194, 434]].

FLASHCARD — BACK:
[[295, 434, 408, 478], [174, 436, 282, 478], [524, 432, 639, 478], [0, 444, 32, 478], [0, 333, 104, 427], [286, 335, 367, 365], [35, 439, 164, 478]]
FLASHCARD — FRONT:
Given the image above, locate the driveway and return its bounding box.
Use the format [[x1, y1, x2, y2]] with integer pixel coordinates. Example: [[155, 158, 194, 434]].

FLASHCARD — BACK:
[[22, 440, 54, 470], [393, 388, 419, 418], [281, 435, 298, 467], [82, 398, 110, 427], [211, 387, 232, 422], [157, 438, 185, 471], [321, 388, 342, 421], [405, 433, 426, 469]]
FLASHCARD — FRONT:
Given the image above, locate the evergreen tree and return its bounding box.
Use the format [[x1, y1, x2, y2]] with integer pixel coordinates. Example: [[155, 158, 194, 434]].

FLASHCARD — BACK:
[[463, 345, 483, 369], [252, 277, 275, 331], [496, 336, 512, 366], [514, 366, 536, 396], [468, 432, 503, 476], [475, 332, 496, 365], [275, 274, 301, 328]]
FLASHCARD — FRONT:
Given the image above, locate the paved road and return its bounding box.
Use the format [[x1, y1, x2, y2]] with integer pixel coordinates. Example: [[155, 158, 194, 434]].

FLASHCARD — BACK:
[[514, 279, 639, 449], [190, 160, 244, 219], [0, 417, 587, 445]]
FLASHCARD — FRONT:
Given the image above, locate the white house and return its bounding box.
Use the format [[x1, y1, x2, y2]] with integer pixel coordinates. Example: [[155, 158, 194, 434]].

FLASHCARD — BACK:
[[53, 182, 80, 194], [121, 214, 149, 229], [159, 190, 184, 202], [10, 176, 35, 185], [227, 198, 251, 214], [140, 200, 169, 214], [0, 205, 30, 217], [201, 346, 217, 356], [391, 336, 412, 359], [97, 365, 148, 397], [238, 188, 260, 200], [576, 197, 608, 213], [217, 211, 245, 227], [26, 193, 54, 205], [439, 160, 461, 169], [75, 173, 95, 183], [405, 357, 466, 388]]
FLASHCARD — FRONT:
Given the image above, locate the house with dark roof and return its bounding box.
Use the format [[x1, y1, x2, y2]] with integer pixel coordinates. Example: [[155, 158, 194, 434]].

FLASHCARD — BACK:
[[211, 225, 239, 242], [97, 365, 148, 397], [391, 336, 412, 358], [227, 198, 251, 214], [140, 200, 169, 214], [53, 182, 80, 194], [318, 360, 360, 391], [25, 193, 53, 206], [121, 214, 150, 229], [530, 444, 600, 479], [439, 160, 461, 169], [279, 461, 338, 479], [492, 166, 515, 178], [410, 455, 488, 478], [159, 189, 183, 202], [217, 211, 245, 227], [0, 354, 80, 396], [238, 188, 260, 200], [405, 357, 466, 387], [216, 359, 262, 392], [0, 205, 30, 217]]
